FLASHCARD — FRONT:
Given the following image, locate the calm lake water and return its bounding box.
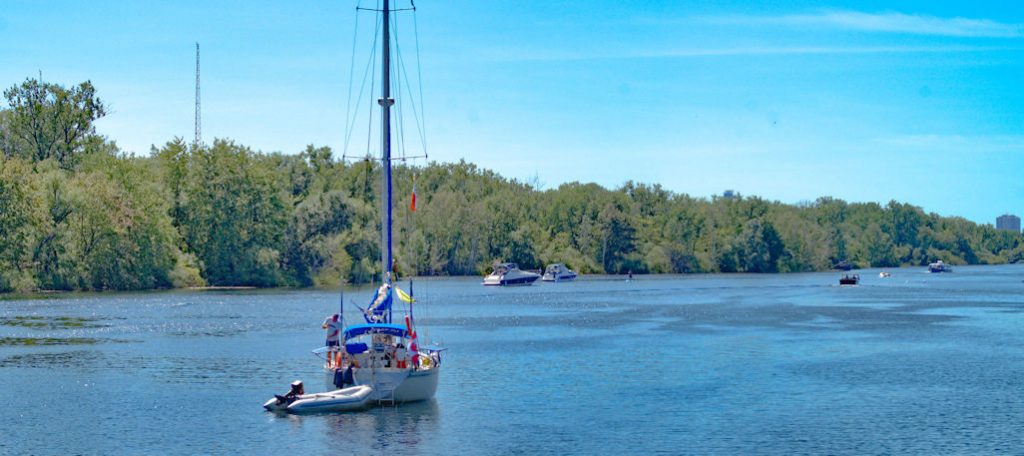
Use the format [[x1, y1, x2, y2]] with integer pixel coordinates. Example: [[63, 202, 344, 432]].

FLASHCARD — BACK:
[[2, 266, 1024, 454]]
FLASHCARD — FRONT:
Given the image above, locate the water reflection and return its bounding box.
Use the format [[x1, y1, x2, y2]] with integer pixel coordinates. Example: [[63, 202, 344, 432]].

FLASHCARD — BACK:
[[268, 400, 441, 452], [328, 400, 440, 451]]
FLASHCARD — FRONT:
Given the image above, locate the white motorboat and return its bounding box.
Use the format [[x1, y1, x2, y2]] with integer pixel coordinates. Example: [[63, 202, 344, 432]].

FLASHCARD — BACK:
[[307, 0, 443, 407], [928, 260, 953, 273], [483, 262, 540, 286], [542, 263, 577, 282], [263, 385, 373, 413]]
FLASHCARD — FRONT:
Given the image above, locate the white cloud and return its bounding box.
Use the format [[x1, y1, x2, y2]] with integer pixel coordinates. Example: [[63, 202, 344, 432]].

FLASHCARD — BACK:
[[489, 44, 1015, 62], [707, 11, 1024, 38], [871, 134, 1024, 153], [637, 45, 1010, 58]]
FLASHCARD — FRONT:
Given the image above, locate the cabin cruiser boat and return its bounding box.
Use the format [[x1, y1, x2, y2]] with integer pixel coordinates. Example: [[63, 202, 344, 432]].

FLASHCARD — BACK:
[[483, 263, 540, 286], [542, 263, 577, 282], [879, 271, 891, 278], [928, 260, 953, 273]]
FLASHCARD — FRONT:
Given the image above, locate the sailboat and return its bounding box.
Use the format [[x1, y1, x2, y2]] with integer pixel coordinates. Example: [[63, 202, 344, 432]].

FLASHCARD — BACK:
[[312, 0, 441, 404]]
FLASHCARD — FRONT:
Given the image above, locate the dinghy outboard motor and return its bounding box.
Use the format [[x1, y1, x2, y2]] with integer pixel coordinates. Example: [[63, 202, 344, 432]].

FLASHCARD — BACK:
[[266, 380, 304, 411]]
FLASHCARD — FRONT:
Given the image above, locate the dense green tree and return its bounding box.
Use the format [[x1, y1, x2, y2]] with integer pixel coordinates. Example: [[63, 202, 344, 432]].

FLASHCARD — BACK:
[[177, 139, 290, 286], [0, 157, 42, 291], [2, 78, 106, 168], [283, 190, 357, 285]]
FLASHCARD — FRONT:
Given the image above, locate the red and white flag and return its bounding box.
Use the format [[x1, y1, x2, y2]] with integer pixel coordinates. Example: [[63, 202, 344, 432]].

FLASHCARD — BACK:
[[404, 314, 419, 365]]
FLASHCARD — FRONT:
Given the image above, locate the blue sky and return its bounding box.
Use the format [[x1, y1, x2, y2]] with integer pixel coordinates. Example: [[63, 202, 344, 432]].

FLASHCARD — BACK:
[[2, 1, 1023, 224]]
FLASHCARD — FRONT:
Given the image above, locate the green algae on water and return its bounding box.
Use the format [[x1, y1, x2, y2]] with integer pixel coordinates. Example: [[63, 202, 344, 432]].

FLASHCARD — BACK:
[[0, 316, 107, 329], [0, 337, 102, 346]]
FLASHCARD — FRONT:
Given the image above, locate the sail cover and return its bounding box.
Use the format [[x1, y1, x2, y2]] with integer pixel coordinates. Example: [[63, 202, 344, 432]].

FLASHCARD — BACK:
[[363, 283, 393, 323]]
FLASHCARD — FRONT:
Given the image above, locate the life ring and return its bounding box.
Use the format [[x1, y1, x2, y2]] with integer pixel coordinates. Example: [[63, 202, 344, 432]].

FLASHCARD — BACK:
[[420, 356, 431, 368]]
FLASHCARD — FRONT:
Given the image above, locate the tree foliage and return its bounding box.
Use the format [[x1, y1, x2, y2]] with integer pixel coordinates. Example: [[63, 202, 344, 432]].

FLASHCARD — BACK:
[[1, 78, 1021, 291], [2, 78, 106, 168]]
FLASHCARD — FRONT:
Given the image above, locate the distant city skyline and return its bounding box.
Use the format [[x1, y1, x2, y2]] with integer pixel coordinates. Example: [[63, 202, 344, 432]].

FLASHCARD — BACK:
[[2, 1, 1023, 224]]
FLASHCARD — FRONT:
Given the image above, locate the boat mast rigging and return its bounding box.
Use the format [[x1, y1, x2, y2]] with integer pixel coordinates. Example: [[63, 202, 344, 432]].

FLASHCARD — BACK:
[[379, 0, 394, 289], [339, 1, 430, 310]]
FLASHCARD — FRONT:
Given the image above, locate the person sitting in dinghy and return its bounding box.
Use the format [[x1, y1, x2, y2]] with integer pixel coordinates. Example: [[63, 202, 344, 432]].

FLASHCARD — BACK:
[[274, 380, 305, 405]]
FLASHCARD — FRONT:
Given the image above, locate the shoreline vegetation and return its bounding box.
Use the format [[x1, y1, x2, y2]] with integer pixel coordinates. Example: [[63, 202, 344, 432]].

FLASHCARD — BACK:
[[2, 78, 1022, 293]]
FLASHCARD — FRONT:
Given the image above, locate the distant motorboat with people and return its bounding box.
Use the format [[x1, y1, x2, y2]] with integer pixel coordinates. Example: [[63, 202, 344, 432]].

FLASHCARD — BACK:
[[839, 274, 859, 285], [483, 262, 540, 286], [542, 263, 577, 282], [928, 260, 953, 273]]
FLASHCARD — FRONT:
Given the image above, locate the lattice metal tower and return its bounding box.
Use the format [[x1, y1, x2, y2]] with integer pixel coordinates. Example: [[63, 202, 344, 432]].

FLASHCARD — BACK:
[[194, 42, 201, 149]]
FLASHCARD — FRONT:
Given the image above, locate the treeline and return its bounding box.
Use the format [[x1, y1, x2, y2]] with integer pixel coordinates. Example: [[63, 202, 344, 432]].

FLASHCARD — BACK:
[[1, 78, 1022, 292]]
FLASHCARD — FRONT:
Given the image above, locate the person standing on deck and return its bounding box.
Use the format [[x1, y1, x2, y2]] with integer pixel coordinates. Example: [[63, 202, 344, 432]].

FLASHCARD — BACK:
[[395, 342, 407, 369], [322, 314, 342, 367]]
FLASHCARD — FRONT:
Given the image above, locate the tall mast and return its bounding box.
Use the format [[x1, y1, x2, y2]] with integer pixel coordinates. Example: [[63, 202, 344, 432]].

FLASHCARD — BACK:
[[379, 0, 394, 284], [194, 42, 201, 150]]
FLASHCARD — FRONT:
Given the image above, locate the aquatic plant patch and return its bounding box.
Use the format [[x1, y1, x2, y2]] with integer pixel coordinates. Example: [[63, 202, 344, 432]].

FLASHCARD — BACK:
[[0, 337, 102, 346], [0, 316, 108, 329]]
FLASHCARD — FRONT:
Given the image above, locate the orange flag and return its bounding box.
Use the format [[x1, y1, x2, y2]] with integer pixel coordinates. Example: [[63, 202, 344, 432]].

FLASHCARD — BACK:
[[410, 177, 417, 212]]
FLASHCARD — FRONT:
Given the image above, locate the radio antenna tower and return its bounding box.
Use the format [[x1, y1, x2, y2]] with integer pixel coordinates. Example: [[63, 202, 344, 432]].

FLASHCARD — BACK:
[[194, 42, 202, 150]]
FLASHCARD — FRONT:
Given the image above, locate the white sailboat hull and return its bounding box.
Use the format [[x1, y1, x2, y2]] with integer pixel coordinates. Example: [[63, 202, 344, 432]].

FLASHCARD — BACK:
[[352, 366, 440, 403]]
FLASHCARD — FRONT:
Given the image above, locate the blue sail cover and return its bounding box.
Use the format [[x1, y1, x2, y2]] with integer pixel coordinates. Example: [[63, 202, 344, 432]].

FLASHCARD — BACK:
[[364, 284, 393, 323], [343, 323, 409, 341]]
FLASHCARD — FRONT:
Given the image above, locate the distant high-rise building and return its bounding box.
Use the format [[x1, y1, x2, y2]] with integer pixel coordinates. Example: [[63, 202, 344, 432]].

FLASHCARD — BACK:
[[996, 214, 1021, 232]]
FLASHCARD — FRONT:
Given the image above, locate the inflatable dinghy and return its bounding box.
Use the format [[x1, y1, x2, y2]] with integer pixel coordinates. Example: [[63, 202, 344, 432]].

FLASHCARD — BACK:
[[263, 385, 373, 413]]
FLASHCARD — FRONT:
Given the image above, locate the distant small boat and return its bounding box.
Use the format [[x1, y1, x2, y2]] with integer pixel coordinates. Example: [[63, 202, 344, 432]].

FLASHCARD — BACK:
[[839, 274, 859, 285], [879, 271, 891, 278], [263, 385, 373, 413], [483, 263, 540, 286], [833, 260, 853, 271], [542, 263, 577, 282], [928, 260, 953, 273]]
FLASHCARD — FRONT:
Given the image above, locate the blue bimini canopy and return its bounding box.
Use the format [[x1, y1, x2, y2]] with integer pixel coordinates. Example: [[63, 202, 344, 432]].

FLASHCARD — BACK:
[[343, 323, 409, 341]]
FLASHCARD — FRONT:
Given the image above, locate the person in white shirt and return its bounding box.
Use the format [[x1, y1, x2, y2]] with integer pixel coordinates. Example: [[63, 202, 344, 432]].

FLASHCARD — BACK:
[[322, 314, 342, 367]]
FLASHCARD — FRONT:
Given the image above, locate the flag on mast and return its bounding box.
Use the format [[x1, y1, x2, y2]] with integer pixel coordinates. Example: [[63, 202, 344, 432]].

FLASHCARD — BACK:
[[410, 175, 417, 212], [395, 287, 415, 303]]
